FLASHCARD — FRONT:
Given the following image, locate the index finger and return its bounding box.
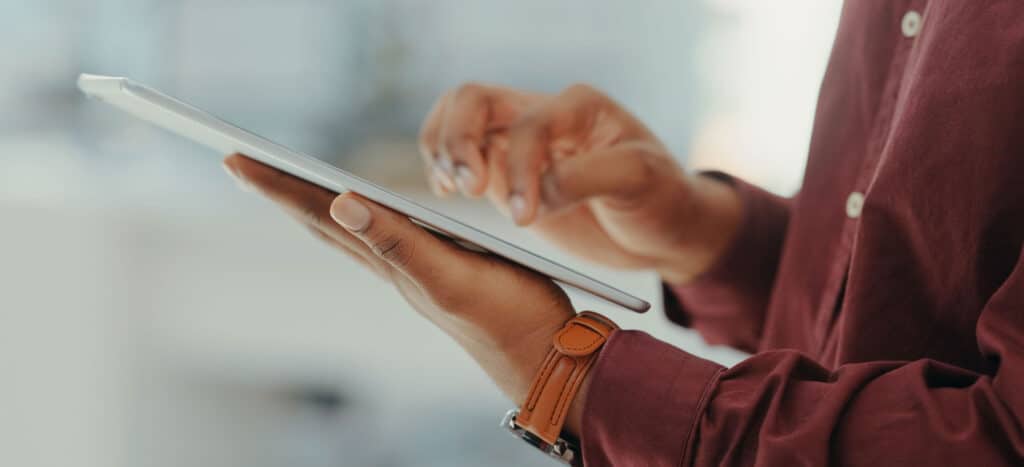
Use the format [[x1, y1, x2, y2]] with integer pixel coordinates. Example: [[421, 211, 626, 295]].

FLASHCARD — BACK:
[[437, 84, 539, 196], [504, 84, 607, 225]]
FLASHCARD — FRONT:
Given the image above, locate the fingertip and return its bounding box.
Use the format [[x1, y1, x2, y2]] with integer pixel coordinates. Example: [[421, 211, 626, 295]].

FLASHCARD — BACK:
[[437, 154, 455, 175], [432, 165, 457, 193], [329, 193, 372, 232], [223, 154, 265, 191], [221, 156, 239, 175], [507, 168, 541, 224], [455, 164, 487, 197], [226, 153, 270, 181], [440, 139, 487, 196], [508, 192, 536, 225], [430, 179, 447, 197], [222, 153, 245, 174], [222, 161, 254, 193]]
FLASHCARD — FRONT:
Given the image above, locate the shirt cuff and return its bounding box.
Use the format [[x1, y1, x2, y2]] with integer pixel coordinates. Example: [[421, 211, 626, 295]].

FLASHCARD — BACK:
[[663, 172, 790, 351], [581, 330, 724, 467]]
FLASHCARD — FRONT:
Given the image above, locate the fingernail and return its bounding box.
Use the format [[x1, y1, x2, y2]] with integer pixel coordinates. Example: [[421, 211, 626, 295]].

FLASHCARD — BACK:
[[438, 156, 455, 174], [433, 166, 456, 191], [508, 193, 527, 222], [455, 165, 477, 194], [222, 163, 253, 192], [429, 177, 446, 196], [330, 197, 371, 232]]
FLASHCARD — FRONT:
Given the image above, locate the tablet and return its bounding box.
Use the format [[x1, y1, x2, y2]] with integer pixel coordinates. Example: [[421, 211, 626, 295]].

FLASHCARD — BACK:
[[77, 74, 650, 313]]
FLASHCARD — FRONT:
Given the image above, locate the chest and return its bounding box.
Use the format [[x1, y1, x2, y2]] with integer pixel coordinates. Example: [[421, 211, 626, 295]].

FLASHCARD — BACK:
[[762, 0, 1024, 368]]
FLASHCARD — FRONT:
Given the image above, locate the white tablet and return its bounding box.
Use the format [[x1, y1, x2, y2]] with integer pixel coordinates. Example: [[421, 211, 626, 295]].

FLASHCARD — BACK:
[[78, 73, 650, 313]]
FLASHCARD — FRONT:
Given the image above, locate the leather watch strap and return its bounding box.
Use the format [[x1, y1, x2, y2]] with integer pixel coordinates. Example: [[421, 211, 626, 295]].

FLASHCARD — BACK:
[[516, 311, 618, 445]]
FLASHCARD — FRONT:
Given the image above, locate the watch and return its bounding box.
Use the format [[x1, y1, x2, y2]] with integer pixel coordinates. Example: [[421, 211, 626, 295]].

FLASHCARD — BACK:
[[501, 311, 618, 465]]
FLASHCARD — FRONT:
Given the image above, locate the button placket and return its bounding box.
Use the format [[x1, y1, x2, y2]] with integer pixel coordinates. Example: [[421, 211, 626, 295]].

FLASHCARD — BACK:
[[812, 3, 921, 354]]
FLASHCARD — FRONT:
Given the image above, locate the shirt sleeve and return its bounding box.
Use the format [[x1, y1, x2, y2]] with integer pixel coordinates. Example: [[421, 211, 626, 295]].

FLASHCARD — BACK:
[[663, 172, 791, 353], [582, 247, 1024, 467]]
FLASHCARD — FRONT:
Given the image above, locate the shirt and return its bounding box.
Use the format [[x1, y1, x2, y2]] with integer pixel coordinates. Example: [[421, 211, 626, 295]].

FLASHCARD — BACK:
[[580, 1, 1024, 465]]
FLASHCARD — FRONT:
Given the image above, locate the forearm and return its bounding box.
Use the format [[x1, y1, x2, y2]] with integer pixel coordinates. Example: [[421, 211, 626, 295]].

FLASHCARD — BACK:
[[656, 173, 744, 284], [662, 172, 791, 352]]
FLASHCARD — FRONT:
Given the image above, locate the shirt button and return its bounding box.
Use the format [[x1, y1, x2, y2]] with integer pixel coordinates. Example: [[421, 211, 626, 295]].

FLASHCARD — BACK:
[[901, 10, 922, 38], [846, 192, 865, 219]]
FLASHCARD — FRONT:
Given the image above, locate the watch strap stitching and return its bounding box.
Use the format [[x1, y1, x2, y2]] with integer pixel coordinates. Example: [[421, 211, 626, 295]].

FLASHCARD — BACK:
[[516, 311, 618, 444]]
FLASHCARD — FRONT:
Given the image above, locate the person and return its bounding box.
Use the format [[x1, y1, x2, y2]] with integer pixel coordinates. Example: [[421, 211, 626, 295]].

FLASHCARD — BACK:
[[222, 2, 1024, 465]]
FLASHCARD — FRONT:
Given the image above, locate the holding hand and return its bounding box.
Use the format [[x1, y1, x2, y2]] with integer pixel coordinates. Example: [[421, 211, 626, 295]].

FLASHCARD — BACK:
[[419, 83, 743, 283], [223, 155, 580, 416]]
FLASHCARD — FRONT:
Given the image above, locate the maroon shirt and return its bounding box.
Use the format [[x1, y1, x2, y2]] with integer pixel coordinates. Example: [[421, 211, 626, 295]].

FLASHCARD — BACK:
[[581, 2, 1024, 465]]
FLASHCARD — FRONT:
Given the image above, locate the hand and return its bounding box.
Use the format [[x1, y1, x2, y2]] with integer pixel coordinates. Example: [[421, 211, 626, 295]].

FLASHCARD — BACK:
[[222, 154, 590, 433], [419, 83, 742, 283]]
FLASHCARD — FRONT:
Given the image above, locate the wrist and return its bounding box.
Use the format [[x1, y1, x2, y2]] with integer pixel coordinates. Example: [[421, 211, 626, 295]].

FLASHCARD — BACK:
[[656, 173, 743, 284], [504, 311, 617, 458], [444, 306, 574, 403], [506, 319, 570, 401]]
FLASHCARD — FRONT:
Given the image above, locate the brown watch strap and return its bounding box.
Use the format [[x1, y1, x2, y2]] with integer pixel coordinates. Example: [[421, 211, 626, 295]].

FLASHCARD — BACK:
[[516, 311, 618, 445]]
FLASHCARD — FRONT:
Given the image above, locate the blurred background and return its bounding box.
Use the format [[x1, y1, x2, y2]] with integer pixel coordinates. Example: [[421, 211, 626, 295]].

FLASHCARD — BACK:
[[0, 1, 841, 465]]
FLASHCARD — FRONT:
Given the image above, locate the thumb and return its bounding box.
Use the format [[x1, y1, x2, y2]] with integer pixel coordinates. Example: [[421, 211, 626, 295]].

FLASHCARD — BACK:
[[328, 192, 467, 284], [540, 141, 666, 211]]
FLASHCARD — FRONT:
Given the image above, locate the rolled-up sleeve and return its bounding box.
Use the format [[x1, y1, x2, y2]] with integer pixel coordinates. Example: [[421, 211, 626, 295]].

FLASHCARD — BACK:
[[664, 172, 791, 353]]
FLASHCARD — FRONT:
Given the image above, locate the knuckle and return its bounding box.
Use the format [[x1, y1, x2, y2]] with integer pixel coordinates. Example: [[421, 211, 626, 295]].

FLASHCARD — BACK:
[[442, 133, 470, 158], [441, 137, 457, 158], [563, 82, 597, 96], [561, 83, 609, 113], [622, 150, 658, 193], [453, 82, 486, 101], [512, 110, 550, 135], [302, 205, 325, 228], [371, 234, 414, 268], [563, 82, 604, 102], [418, 124, 437, 148]]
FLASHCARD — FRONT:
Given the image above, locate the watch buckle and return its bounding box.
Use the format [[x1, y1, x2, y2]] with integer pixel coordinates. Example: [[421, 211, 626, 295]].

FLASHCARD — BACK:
[[501, 409, 577, 465]]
